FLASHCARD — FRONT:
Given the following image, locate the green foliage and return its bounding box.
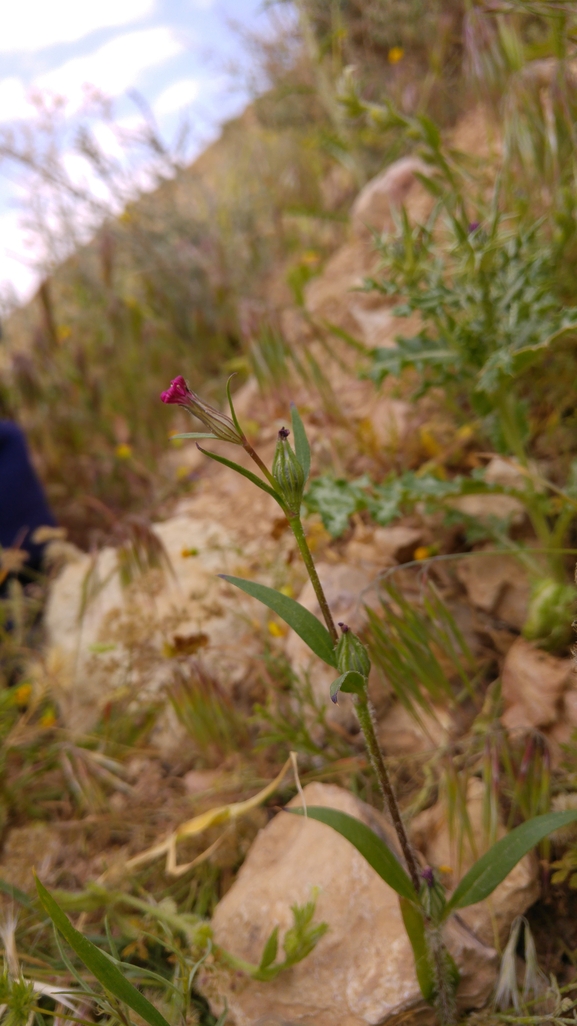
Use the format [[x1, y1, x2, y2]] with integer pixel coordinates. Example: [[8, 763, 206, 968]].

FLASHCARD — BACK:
[[250, 898, 328, 982], [36, 876, 172, 1026], [367, 582, 477, 718], [220, 575, 337, 667], [169, 666, 251, 762]]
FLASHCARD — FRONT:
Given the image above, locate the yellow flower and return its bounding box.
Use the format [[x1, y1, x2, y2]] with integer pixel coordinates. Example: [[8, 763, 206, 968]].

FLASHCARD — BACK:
[[388, 46, 404, 64], [181, 547, 199, 558], [40, 709, 57, 729], [13, 683, 32, 707], [176, 465, 191, 481], [115, 443, 132, 460], [280, 584, 293, 598], [414, 546, 432, 561], [268, 621, 287, 638]]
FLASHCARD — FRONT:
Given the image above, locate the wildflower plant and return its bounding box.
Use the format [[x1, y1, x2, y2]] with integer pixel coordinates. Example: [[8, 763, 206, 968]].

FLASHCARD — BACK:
[[155, 377, 577, 1024], [33, 377, 577, 1026]]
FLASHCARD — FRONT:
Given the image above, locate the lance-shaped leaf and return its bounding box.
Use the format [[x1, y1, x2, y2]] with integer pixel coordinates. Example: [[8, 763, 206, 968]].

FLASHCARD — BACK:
[[35, 877, 172, 1026], [290, 403, 311, 481], [197, 446, 284, 504], [220, 576, 337, 666], [443, 809, 577, 917], [330, 670, 365, 703], [289, 806, 417, 902]]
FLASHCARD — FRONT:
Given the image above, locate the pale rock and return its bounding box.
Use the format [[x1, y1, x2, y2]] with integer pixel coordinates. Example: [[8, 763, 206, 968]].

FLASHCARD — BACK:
[[0, 824, 61, 893], [183, 769, 224, 794], [346, 525, 423, 572], [411, 777, 540, 947], [449, 492, 525, 526], [456, 551, 530, 629], [44, 515, 264, 734], [351, 157, 433, 237], [379, 702, 452, 757], [501, 637, 573, 731], [205, 783, 498, 1026]]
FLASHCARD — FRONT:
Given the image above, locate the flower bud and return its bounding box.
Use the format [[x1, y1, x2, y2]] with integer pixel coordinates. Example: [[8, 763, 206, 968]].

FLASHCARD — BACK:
[[335, 623, 371, 679], [272, 428, 305, 513], [160, 376, 243, 445]]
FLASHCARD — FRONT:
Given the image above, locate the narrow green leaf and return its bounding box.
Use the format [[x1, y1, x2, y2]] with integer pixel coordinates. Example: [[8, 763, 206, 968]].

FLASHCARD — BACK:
[[399, 898, 436, 1003], [197, 446, 284, 504], [330, 670, 365, 703], [35, 877, 172, 1026], [290, 403, 311, 481], [220, 576, 337, 667], [226, 375, 243, 438], [289, 806, 417, 901], [443, 809, 577, 916], [259, 926, 279, 970], [170, 432, 218, 440]]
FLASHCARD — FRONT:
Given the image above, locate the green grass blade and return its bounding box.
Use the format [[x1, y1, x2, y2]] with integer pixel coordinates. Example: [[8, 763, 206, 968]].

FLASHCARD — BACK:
[[399, 897, 436, 1003], [0, 877, 35, 909], [290, 403, 311, 481], [226, 375, 243, 437], [35, 877, 172, 1026], [170, 433, 218, 440], [197, 446, 284, 503], [289, 806, 417, 901], [220, 576, 337, 667], [444, 809, 577, 916]]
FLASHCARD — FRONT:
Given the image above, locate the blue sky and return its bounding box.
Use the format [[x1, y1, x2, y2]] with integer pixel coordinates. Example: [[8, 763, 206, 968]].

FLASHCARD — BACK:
[[0, 0, 275, 301]]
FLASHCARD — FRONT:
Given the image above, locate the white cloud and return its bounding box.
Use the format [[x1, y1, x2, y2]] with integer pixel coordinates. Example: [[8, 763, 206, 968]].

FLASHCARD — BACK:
[[0, 78, 34, 122], [36, 28, 185, 107], [0, 0, 156, 53], [153, 78, 200, 116]]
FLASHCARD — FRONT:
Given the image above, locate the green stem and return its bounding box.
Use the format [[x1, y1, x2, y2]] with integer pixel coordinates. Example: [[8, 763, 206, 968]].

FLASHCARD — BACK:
[[288, 515, 339, 644], [242, 438, 279, 490], [356, 693, 422, 894]]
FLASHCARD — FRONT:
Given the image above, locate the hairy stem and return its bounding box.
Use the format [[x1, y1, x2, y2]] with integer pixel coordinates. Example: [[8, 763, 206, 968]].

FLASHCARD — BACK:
[[288, 515, 339, 644], [356, 693, 422, 893], [242, 438, 279, 490]]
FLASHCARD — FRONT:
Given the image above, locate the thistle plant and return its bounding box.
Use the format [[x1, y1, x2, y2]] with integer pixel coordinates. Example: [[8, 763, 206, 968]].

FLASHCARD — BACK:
[[158, 375, 577, 1024]]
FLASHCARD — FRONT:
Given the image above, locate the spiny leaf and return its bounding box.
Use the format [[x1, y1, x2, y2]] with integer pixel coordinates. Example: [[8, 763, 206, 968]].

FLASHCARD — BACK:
[[35, 876, 172, 1026], [289, 806, 417, 902], [290, 403, 311, 481], [443, 809, 577, 916], [219, 576, 337, 667]]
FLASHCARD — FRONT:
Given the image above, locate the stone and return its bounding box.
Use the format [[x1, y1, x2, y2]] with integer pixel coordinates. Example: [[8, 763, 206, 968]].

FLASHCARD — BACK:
[[0, 824, 61, 894], [449, 492, 525, 526], [345, 525, 423, 572], [456, 550, 530, 629], [378, 702, 452, 758], [350, 157, 433, 237], [204, 782, 498, 1026], [44, 514, 265, 734], [411, 777, 540, 948], [501, 637, 573, 731]]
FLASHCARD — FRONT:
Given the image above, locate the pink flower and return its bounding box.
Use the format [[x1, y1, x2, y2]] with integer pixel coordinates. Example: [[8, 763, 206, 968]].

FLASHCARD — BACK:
[[160, 376, 191, 405], [160, 374, 243, 444]]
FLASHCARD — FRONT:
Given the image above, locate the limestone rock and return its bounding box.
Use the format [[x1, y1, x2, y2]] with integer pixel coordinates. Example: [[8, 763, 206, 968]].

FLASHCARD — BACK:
[[449, 492, 525, 526], [204, 782, 498, 1025], [351, 157, 433, 237], [456, 551, 530, 629], [501, 637, 573, 731], [44, 514, 264, 734], [412, 777, 540, 947]]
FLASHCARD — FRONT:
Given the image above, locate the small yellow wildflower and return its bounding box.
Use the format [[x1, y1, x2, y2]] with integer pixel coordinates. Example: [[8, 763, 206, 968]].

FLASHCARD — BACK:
[[40, 709, 57, 729], [414, 546, 432, 561], [115, 443, 132, 460], [280, 584, 293, 598], [388, 46, 404, 64], [176, 465, 191, 481], [181, 547, 199, 558], [268, 621, 287, 638], [14, 683, 32, 707]]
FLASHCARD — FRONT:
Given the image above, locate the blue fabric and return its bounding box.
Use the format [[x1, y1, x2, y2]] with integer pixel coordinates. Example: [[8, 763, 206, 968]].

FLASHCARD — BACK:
[[0, 420, 56, 574]]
